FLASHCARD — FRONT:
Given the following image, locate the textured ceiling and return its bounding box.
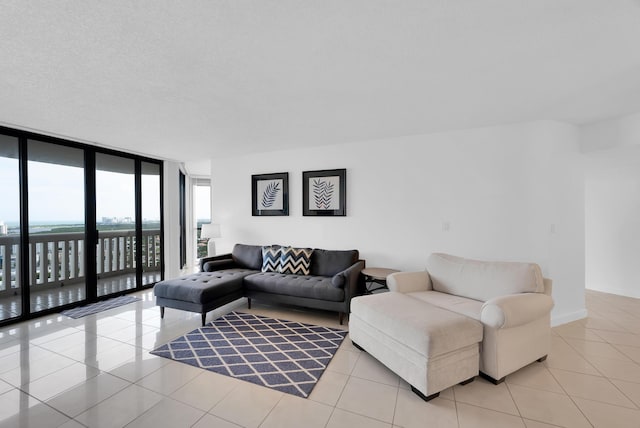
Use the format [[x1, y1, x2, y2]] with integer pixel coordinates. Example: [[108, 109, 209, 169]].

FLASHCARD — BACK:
[[1, 0, 640, 166]]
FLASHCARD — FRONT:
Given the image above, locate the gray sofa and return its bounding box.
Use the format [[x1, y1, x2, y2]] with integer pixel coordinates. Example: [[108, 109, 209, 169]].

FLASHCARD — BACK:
[[154, 243, 365, 325]]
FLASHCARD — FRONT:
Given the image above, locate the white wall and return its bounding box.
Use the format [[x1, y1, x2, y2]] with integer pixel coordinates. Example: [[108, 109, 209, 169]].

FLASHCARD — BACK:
[[162, 161, 183, 280], [210, 120, 586, 326], [581, 112, 640, 153], [582, 112, 640, 298]]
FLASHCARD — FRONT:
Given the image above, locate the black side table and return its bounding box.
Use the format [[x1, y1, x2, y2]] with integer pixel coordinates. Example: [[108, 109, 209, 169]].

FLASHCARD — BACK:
[[362, 267, 399, 294]]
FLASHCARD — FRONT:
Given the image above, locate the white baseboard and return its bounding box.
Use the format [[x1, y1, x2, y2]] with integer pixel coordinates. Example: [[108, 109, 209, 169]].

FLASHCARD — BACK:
[[551, 309, 588, 327], [586, 286, 640, 299]]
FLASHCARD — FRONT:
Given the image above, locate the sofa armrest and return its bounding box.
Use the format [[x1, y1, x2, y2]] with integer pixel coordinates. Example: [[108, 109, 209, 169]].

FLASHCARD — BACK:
[[199, 253, 235, 272], [481, 293, 554, 329], [387, 271, 432, 294], [339, 260, 366, 299]]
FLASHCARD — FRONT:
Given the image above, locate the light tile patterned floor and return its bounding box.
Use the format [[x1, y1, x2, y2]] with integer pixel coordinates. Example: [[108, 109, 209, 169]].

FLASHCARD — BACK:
[[0, 289, 638, 427]]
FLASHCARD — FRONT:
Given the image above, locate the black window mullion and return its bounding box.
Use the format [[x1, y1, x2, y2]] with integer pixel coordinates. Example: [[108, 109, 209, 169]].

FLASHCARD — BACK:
[[135, 160, 143, 289], [18, 137, 30, 318], [85, 150, 97, 302], [159, 162, 165, 281]]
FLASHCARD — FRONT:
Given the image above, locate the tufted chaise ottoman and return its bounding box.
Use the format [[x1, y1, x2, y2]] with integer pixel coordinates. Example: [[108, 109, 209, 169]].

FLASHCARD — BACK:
[[349, 292, 483, 401], [154, 269, 254, 325]]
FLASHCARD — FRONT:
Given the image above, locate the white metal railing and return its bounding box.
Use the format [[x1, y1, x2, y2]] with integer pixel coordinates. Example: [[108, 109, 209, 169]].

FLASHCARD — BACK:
[[0, 229, 161, 296]]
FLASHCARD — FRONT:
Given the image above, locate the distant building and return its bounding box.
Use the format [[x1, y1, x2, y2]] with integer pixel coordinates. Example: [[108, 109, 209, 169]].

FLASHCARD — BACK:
[[0, 221, 7, 235]]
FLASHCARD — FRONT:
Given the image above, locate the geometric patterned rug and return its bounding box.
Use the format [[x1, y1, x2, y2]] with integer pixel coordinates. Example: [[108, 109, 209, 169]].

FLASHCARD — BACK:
[[150, 311, 347, 398], [60, 295, 141, 319]]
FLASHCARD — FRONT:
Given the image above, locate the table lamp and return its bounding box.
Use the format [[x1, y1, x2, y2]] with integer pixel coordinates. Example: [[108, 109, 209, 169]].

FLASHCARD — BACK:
[[200, 223, 221, 256]]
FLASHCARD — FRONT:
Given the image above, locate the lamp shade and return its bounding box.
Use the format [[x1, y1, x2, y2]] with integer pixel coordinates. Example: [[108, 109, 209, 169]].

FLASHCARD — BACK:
[[200, 223, 221, 239]]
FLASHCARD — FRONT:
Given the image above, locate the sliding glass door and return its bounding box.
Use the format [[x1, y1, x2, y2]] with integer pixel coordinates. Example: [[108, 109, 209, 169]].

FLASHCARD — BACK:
[[0, 126, 164, 326], [0, 136, 21, 321], [27, 140, 86, 313], [95, 153, 137, 297], [141, 162, 162, 286]]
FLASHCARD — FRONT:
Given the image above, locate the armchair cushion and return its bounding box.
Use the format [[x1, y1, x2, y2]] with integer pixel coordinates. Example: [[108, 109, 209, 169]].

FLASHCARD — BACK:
[[426, 253, 544, 302], [387, 271, 432, 294]]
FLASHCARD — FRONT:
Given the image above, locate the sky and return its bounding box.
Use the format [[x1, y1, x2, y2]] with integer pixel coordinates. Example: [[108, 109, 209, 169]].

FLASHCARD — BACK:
[[0, 157, 160, 224], [193, 184, 211, 222]]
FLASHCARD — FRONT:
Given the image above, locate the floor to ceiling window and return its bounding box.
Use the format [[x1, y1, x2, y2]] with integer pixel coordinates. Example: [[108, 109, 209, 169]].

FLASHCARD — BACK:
[[28, 140, 86, 312], [141, 161, 162, 286], [193, 177, 211, 263], [0, 127, 164, 326], [95, 153, 137, 297], [0, 135, 21, 321]]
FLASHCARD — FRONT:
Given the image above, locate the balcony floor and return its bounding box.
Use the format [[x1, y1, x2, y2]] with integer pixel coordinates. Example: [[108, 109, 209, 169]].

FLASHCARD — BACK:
[[0, 272, 161, 322]]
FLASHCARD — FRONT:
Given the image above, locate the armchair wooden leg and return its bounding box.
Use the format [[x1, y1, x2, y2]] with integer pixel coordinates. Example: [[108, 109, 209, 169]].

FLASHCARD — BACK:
[[351, 341, 364, 351], [480, 372, 505, 385], [201, 313, 206, 326], [459, 376, 475, 385], [411, 386, 439, 402], [339, 312, 345, 325], [160, 307, 165, 318], [247, 298, 251, 309]]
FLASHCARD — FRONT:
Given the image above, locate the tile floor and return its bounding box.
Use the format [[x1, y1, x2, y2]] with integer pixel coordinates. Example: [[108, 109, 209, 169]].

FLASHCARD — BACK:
[[0, 289, 639, 427], [0, 272, 161, 321]]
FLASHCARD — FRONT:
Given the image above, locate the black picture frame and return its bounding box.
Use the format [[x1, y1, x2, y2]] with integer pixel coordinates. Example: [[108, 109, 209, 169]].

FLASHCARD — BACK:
[[252, 172, 289, 216], [303, 169, 347, 216]]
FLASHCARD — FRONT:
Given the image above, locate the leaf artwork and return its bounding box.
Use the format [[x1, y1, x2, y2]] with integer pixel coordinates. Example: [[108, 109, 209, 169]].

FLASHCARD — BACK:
[[312, 178, 334, 209], [261, 181, 281, 208]]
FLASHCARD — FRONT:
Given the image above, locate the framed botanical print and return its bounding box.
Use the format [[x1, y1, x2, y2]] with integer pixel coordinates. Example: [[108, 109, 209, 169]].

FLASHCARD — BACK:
[[302, 169, 346, 216], [252, 172, 289, 216]]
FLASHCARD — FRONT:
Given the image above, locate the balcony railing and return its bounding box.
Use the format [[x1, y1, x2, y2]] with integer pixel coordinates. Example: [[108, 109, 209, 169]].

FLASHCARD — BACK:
[[0, 229, 161, 297]]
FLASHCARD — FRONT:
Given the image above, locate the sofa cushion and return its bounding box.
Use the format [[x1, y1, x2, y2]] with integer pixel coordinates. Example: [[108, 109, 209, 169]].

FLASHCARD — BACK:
[[311, 249, 359, 277], [154, 270, 256, 304], [426, 253, 544, 302], [261, 245, 282, 273], [280, 247, 313, 275], [244, 272, 345, 301], [232, 244, 263, 270]]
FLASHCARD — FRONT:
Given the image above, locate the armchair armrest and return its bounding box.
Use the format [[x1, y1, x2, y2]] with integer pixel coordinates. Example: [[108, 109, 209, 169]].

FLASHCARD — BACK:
[[199, 253, 235, 272], [481, 293, 554, 329], [387, 271, 432, 294]]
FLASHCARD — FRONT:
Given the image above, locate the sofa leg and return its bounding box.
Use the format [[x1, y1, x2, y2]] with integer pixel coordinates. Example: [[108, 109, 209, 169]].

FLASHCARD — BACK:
[[479, 372, 505, 385], [537, 355, 548, 362], [411, 386, 439, 402], [351, 341, 364, 351], [201, 313, 206, 326], [247, 298, 251, 309], [160, 307, 165, 319], [339, 312, 344, 325], [459, 376, 475, 386]]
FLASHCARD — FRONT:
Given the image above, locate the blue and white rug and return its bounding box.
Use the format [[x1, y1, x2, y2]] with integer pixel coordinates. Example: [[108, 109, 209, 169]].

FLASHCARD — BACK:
[[150, 311, 347, 398], [61, 295, 141, 318]]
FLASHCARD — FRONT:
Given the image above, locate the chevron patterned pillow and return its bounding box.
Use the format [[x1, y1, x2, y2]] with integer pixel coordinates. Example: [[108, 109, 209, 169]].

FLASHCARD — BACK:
[[261, 245, 282, 272], [279, 247, 314, 275]]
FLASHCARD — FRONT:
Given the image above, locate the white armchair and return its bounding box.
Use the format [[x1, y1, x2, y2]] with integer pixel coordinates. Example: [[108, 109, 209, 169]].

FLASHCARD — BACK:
[[387, 253, 554, 383]]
